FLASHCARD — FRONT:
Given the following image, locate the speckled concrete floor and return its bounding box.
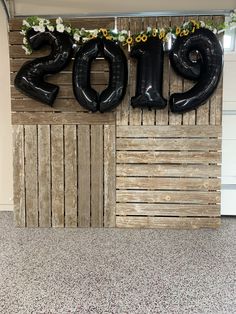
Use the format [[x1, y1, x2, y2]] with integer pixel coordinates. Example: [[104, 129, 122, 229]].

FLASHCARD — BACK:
[[0, 212, 235, 314]]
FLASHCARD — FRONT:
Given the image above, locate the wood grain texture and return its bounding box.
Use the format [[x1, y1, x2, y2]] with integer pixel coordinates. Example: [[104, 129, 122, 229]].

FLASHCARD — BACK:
[[51, 125, 64, 227], [13, 125, 25, 227], [12, 112, 115, 125], [78, 125, 91, 227], [104, 125, 116, 227], [91, 125, 104, 227], [64, 125, 78, 227], [38, 125, 51, 227], [116, 216, 221, 229], [116, 203, 220, 217], [24, 125, 38, 227]]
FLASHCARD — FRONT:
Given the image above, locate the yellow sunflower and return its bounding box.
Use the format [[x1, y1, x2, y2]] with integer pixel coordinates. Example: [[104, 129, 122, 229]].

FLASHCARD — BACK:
[[100, 28, 108, 37], [192, 27, 196, 33], [141, 34, 148, 42], [180, 30, 185, 37], [183, 29, 189, 36], [152, 29, 157, 37], [106, 35, 112, 40], [126, 36, 133, 45], [176, 27, 181, 35], [135, 35, 142, 42], [159, 31, 165, 40]]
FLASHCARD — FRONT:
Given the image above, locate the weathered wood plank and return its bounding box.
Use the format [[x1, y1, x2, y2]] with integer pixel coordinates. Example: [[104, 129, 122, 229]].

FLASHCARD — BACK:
[[13, 125, 25, 227], [117, 151, 221, 164], [116, 177, 220, 191], [11, 99, 85, 112], [116, 216, 220, 229], [116, 125, 221, 138], [129, 17, 142, 126], [116, 203, 220, 217], [142, 16, 156, 126], [91, 125, 104, 227], [51, 125, 64, 227], [117, 190, 220, 204], [12, 112, 115, 125], [116, 17, 130, 126], [104, 125, 116, 227], [9, 18, 115, 31], [24, 125, 38, 227], [64, 125, 78, 227], [38, 125, 51, 227], [168, 16, 184, 125], [78, 125, 91, 227], [116, 138, 221, 151], [117, 164, 220, 177]]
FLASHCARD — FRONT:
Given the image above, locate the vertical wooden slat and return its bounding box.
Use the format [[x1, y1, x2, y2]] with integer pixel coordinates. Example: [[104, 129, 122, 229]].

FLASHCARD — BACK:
[[156, 16, 170, 126], [196, 16, 211, 126], [129, 17, 143, 126], [24, 125, 38, 227], [91, 125, 104, 227], [51, 125, 64, 227], [182, 16, 197, 126], [13, 125, 25, 227], [212, 15, 224, 126], [78, 125, 91, 227], [104, 125, 116, 227], [169, 16, 184, 125], [64, 125, 77, 227], [142, 17, 156, 126], [116, 17, 130, 126], [38, 125, 51, 227]]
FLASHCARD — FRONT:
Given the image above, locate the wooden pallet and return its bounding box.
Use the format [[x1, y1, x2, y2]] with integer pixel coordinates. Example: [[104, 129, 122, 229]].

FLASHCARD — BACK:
[[10, 16, 223, 228]]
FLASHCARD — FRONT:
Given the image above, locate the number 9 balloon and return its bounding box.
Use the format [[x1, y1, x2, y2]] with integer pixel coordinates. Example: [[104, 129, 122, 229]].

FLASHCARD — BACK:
[[169, 28, 223, 113]]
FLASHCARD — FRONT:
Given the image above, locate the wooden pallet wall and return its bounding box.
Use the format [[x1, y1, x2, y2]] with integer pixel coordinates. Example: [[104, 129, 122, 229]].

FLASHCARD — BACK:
[[9, 16, 223, 228]]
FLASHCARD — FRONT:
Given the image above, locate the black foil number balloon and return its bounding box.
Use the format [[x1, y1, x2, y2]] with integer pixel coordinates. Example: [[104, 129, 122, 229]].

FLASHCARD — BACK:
[[131, 36, 167, 110], [169, 28, 223, 113], [73, 38, 128, 112], [14, 29, 73, 106]]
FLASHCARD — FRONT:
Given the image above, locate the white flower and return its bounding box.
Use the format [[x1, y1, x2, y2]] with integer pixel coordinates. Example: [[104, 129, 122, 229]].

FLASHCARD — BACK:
[[82, 37, 89, 43], [47, 25, 54, 32], [146, 26, 152, 33], [56, 17, 63, 25], [45, 19, 50, 25], [56, 24, 65, 33], [230, 22, 236, 30], [23, 37, 28, 45], [32, 25, 40, 32], [22, 20, 30, 27], [118, 34, 125, 42], [183, 22, 189, 28], [90, 29, 98, 37], [213, 28, 217, 34], [38, 18, 45, 27], [65, 26, 72, 33], [22, 45, 31, 55], [73, 33, 80, 41], [121, 30, 128, 34], [20, 30, 27, 35], [200, 21, 205, 28]]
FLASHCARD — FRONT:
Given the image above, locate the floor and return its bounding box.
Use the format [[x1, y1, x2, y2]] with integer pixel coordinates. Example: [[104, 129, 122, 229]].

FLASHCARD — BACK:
[[0, 212, 235, 314]]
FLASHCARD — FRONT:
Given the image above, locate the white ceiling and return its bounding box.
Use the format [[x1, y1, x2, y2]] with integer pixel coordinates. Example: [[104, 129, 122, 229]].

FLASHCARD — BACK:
[[12, 0, 236, 16]]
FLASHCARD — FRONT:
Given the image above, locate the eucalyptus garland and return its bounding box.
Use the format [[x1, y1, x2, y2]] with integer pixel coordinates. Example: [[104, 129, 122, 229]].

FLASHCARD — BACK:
[[20, 10, 236, 55]]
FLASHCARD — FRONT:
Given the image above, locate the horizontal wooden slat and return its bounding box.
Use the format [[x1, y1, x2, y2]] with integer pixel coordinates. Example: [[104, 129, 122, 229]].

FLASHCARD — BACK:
[[116, 138, 221, 151], [10, 58, 109, 72], [11, 99, 85, 112], [116, 177, 220, 190], [117, 126, 221, 138], [11, 71, 109, 85], [117, 151, 221, 164], [9, 18, 115, 31], [117, 164, 220, 177], [12, 112, 115, 125], [116, 203, 220, 216], [117, 190, 220, 204], [11, 84, 107, 98], [116, 216, 221, 229]]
